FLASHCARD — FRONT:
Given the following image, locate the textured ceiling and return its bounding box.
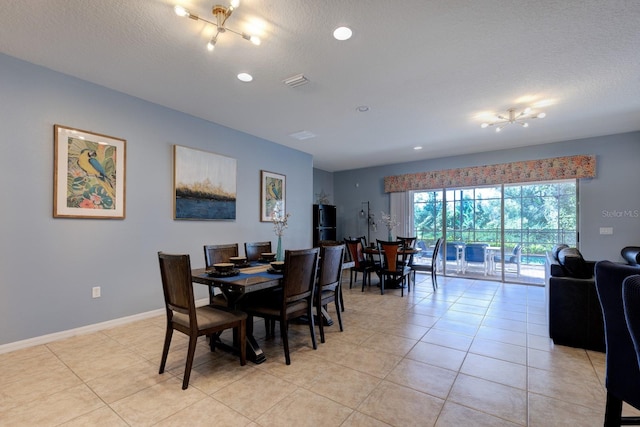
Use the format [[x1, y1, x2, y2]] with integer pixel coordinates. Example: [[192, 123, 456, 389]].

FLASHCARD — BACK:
[[1, 0, 639, 171]]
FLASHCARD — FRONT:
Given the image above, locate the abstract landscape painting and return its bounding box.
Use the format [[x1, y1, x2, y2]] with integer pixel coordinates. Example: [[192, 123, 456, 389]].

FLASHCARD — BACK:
[[173, 145, 236, 220]]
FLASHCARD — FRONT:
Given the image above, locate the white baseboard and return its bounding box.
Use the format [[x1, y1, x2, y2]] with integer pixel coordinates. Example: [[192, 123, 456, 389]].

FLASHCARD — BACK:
[[0, 298, 209, 355]]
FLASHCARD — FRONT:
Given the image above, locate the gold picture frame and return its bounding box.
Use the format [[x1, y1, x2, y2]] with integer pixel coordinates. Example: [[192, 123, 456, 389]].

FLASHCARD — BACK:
[[53, 124, 126, 219], [260, 170, 285, 222]]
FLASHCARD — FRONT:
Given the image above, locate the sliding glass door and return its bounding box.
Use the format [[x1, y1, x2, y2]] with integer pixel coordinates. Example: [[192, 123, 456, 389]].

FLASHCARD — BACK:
[[411, 179, 577, 285]]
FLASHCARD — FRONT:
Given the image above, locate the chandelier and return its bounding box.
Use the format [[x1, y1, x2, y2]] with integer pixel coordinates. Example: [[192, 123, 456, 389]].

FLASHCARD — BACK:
[[174, 1, 261, 52], [481, 107, 546, 132]]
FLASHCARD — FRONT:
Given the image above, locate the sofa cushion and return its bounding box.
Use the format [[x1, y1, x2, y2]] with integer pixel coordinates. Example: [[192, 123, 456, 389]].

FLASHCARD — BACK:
[[558, 247, 592, 279], [621, 246, 640, 265], [551, 244, 570, 262]]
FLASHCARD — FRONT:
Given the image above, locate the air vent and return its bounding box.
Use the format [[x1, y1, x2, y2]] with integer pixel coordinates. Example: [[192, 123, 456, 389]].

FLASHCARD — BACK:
[[283, 74, 310, 88], [289, 130, 316, 140]]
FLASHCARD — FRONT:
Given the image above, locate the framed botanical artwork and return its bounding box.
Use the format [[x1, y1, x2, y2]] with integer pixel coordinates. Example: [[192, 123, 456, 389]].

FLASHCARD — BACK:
[[260, 170, 286, 222], [53, 124, 126, 219], [174, 145, 237, 220]]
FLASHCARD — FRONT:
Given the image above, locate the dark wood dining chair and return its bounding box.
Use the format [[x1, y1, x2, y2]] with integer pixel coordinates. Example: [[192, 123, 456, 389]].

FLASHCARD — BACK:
[[316, 244, 345, 343], [595, 262, 640, 426], [203, 243, 239, 306], [318, 240, 349, 312], [410, 237, 442, 291], [396, 236, 417, 284], [244, 241, 272, 261], [204, 243, 239, 266], [157, 252, 247, 389], [242, 248, 320, 365], [376, 239, 411, 296], [344, 238, 375, 291]]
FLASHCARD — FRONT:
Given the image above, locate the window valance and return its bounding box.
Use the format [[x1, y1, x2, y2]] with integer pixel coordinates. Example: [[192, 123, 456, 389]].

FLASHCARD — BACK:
[[384, 155, 596, 193]]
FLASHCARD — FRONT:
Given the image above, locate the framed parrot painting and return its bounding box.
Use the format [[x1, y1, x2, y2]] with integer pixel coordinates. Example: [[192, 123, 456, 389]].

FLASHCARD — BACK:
[[53, 125, 126, 219], [260, 170, 286, 222]]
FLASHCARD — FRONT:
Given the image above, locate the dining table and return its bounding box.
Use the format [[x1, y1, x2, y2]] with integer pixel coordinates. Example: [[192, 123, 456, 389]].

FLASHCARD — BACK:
[[192, 263, 282, 364], [362, 246, 419, 288]]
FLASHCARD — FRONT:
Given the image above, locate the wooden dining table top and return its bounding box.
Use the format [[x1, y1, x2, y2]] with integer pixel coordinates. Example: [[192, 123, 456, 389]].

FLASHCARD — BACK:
[[191, 264, 283, 296]]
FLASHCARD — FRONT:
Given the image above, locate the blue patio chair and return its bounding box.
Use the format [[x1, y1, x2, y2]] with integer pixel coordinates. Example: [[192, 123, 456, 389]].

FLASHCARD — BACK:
[[464, 243, 489, 274], [494, 244, 522, 276]]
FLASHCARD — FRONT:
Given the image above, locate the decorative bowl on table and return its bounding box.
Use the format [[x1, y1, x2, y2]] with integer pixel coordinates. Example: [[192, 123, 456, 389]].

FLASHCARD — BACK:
[[269, 261, 285, 272], [213, 262, 235, 273], [229, 256, 248, 267], [260, 252, 276, 262]]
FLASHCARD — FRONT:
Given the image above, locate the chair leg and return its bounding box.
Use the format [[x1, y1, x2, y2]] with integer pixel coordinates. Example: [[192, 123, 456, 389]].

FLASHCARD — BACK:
[[339, 283, 345, 312], [159, 326, 173, 374], [604, 391, 623, 427], [281, 315, 291, 365], [182, 335, 198, 390], [317, 298, 325, 344], [380, 274, 385, 295], [270, 319, 276, 338], [361, 269, 367, 292], [335, 295, 344, 332], [308, 304, 317, 350]]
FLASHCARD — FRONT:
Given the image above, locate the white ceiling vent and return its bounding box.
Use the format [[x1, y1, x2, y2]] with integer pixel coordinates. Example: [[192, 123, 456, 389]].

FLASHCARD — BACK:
[[283, 74, 310, 88], [289, 130, 316, 140]]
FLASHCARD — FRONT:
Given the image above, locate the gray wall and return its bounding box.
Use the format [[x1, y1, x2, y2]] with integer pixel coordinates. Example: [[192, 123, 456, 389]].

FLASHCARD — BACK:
[[312, 168, 334, 205], [0, 53, 313, 345], [333, 133, 640, 262]]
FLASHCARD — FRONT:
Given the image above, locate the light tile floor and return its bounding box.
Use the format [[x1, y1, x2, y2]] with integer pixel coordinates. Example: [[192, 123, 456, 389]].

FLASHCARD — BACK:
[[2, 274, 639, 426]]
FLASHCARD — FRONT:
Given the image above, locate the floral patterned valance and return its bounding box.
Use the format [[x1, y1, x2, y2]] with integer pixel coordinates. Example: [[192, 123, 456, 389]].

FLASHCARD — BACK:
[[384, 155, 596, 193]]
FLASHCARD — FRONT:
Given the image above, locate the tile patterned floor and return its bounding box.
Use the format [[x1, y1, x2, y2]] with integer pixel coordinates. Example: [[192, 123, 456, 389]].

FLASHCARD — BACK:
[[2, 274, 639, 426]]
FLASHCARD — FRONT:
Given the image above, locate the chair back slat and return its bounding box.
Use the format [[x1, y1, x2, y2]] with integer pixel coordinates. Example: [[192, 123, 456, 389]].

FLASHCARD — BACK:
[[158, 252, 195, 319], [595, 260, 640, 410], [244, 241, 272, 261], [344, 238, 366, 267], [283, 248, 319, 304], [623, 275, 640, 365], [378, 240, 405, 271], [319, 244, 345, 290], [396, 236, 417, 249], [204, 243, 239, 268], [432, 238, 442, 267]]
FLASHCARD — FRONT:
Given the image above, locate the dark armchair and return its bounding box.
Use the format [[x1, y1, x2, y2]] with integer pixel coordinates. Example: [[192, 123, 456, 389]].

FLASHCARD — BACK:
[[546, 248, 603, 351], [595, 261, 640, 426]]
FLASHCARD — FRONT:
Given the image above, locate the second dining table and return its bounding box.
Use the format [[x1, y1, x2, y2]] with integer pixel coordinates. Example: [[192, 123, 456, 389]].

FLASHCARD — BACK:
[[192, 263, 282, 364], [362, 245, 419, 289]]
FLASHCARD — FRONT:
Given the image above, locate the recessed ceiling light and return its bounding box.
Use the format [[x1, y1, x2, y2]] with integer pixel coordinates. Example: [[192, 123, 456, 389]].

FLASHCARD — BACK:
[[414, 146, 423, 150], [333, 27, 352, 41], [237, 73, 253, 82], [356, 105, 369, 112]]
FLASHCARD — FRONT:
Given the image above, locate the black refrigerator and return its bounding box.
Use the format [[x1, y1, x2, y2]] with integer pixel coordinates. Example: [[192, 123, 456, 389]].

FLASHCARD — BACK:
[[313, 204, 337, 246]]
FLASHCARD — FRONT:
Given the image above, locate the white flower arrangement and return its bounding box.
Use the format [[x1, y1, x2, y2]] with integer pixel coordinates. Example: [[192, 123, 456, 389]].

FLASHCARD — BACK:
[[271, 206, 291, 237], [380, 211, 400, 232]]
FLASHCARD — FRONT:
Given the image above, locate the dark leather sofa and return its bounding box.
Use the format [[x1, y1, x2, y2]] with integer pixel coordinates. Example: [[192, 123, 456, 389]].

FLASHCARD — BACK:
[[546, 246, 640, 352], [546, 247, 604, 351]]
